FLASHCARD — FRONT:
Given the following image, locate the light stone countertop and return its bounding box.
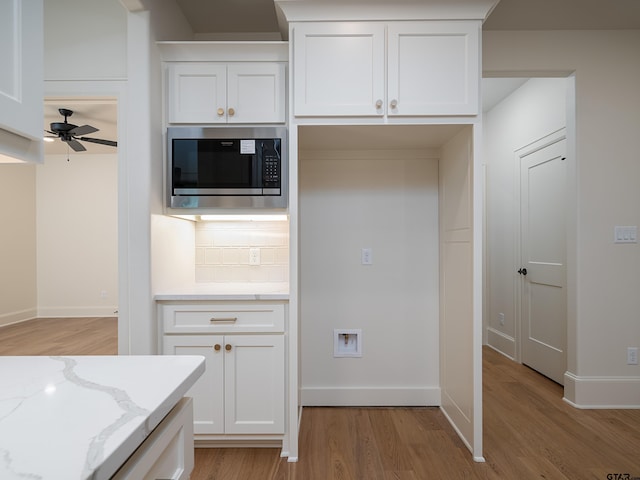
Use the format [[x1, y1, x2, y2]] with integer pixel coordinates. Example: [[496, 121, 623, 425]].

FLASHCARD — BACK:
[[154, 282, 290, 301], [0, 355, 205, 480]]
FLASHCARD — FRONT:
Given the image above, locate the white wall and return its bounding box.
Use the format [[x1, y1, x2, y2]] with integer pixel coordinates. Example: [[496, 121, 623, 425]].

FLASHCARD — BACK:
[[0, 164, 37, 325], [484, 30, 640, 407], [484, 78, 567, 358], [44, 0, 127, 81], [35, 154, 118, 317], [299, 146, 441, 406]]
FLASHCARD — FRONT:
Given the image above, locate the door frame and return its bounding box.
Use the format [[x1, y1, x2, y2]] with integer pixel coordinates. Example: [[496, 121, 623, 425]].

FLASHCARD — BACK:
[[513, 127, 567, 366]]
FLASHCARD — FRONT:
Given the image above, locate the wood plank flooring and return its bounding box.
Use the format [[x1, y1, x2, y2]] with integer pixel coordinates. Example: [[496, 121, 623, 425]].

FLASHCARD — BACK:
[[0, 317, 117, 355], [1, 318, 639, 479]]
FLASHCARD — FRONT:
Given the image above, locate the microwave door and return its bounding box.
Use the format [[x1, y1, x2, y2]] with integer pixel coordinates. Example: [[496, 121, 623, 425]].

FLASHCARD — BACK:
[[173, 139, 261, 195]]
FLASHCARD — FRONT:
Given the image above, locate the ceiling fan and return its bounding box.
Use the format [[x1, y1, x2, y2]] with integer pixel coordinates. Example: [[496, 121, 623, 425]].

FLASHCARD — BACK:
[[46, 108, 117, 152]]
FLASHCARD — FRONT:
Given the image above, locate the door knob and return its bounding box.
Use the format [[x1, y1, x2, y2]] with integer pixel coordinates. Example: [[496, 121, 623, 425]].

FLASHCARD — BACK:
[[390, 99, 398, 109], [375, 99, 383, 109], [217, 108, 224, 116], [517, 268, 528, 276], [214, 344, 221, 351], [225, 344, 232, 351], [228, 107, 235, 116]]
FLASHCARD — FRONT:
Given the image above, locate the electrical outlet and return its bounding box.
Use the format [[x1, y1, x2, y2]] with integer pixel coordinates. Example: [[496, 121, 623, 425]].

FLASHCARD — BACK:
[[627, 347, 638, 365], [249, 248, 261, 266]]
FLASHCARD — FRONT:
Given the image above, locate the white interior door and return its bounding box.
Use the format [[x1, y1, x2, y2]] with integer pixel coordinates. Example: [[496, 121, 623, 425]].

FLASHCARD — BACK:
[[519, 134, 567, 385]]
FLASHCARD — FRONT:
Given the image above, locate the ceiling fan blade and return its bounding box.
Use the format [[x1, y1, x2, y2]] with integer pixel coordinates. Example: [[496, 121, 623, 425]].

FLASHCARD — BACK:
[[78, 137, 117, 147], [65, 139, 86, 152], [70, 124, 98, 136]]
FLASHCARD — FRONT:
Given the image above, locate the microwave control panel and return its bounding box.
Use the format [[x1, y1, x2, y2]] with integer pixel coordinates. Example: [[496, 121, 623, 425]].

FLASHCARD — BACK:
[[263, 154, 281, 187]]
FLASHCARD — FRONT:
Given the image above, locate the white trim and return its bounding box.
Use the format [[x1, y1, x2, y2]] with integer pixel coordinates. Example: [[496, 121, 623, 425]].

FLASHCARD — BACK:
[[472, 122, 484, 461], [439, 405, 485, 462], [0, 309, 37, 327], [195, 439, 282, 448], [563, 372, 640, 409], [486, 327, 516, 359], [301, 387, 440, 406], [36, 307, 118, 318]]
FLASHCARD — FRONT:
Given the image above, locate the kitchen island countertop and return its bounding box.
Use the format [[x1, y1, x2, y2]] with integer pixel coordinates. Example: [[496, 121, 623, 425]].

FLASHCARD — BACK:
[[0, 354, 204, 480]]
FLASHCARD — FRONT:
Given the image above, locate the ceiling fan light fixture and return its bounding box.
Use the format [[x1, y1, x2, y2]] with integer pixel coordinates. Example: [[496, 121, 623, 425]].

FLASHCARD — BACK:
[[45, 107, 117, 152]]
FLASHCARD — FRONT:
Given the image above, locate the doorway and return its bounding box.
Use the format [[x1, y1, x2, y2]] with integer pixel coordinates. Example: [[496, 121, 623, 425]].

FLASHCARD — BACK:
[[483, 76, 575, 391], [39, 97, 118, 318]]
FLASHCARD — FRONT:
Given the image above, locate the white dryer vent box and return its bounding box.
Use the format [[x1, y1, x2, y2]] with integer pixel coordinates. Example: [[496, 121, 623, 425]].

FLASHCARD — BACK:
[[334, 329, 362, 357]]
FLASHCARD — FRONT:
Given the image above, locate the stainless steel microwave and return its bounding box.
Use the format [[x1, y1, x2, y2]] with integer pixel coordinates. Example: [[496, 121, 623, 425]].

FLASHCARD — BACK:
[[167, 126, 287, 209]]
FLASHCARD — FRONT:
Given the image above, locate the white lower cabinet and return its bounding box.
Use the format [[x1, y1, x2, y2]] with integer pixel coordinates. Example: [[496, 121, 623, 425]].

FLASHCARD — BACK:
[[159, 302, 286, 439], [113, 397, 194, 480]]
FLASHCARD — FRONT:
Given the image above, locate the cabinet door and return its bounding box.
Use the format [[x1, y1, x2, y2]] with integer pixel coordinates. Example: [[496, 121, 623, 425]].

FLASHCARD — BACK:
[[167, 63, 227, 123], [387, 21, 480, 116], [224, 335, 285, 434], [0, 0, 43, 163], [163, 335, 225, 434], [293, 22, 385, 116], [227, 63, 285, 124]]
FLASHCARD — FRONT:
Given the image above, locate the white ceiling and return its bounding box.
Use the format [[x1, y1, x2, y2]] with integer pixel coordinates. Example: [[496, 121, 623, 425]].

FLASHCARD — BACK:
[[44, 0, 640, 155], [174, 0, 640, 36]]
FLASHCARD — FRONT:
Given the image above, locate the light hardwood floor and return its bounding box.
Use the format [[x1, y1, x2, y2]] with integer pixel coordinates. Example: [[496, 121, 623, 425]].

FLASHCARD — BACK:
[[1, 318, 639, 479]]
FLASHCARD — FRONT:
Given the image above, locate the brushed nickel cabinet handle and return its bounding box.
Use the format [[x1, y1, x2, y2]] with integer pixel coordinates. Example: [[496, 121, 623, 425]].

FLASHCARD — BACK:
[[209, 317, 238, 323], [375, 99, 383, 109], [390, 99, 398, 109]]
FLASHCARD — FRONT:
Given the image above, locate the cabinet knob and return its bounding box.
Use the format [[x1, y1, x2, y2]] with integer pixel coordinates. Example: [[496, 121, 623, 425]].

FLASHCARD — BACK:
[[228, 107, 235, 116], [225, 344, 232, 351], [214, 344, 221, 351], [217, 108, 225, 116], [375, 99, 383, 109], [390, 99, 398, 109]]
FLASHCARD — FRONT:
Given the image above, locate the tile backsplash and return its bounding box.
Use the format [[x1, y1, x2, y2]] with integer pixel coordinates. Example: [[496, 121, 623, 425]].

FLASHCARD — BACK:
[[195, 221, 289, 283]]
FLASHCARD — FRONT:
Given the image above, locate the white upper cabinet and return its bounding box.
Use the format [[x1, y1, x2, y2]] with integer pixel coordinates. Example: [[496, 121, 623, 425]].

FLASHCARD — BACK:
[[167, 62, 286, 124], [387, 22, 479, 116], [168, 63, 226, 124], [0, 0, 43, 163], [293, 21, 479, 117], [293, 23, 385, 116]]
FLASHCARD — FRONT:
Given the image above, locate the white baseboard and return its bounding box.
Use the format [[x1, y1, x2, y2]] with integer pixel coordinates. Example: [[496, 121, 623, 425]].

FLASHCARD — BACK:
[[300, 387, 441, 406], [486, 327, 516, 359], [36, 306, 118, 318], [563, 372, 640, 408], [0, 308, 37, 327]]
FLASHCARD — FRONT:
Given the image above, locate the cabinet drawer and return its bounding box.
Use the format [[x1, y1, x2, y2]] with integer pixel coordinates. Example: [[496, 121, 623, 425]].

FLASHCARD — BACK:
[[161, 303, 285, 333]]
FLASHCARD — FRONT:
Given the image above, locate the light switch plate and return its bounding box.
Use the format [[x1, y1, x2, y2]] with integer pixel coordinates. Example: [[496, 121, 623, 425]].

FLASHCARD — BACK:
[[614, 226, 637, 244]]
